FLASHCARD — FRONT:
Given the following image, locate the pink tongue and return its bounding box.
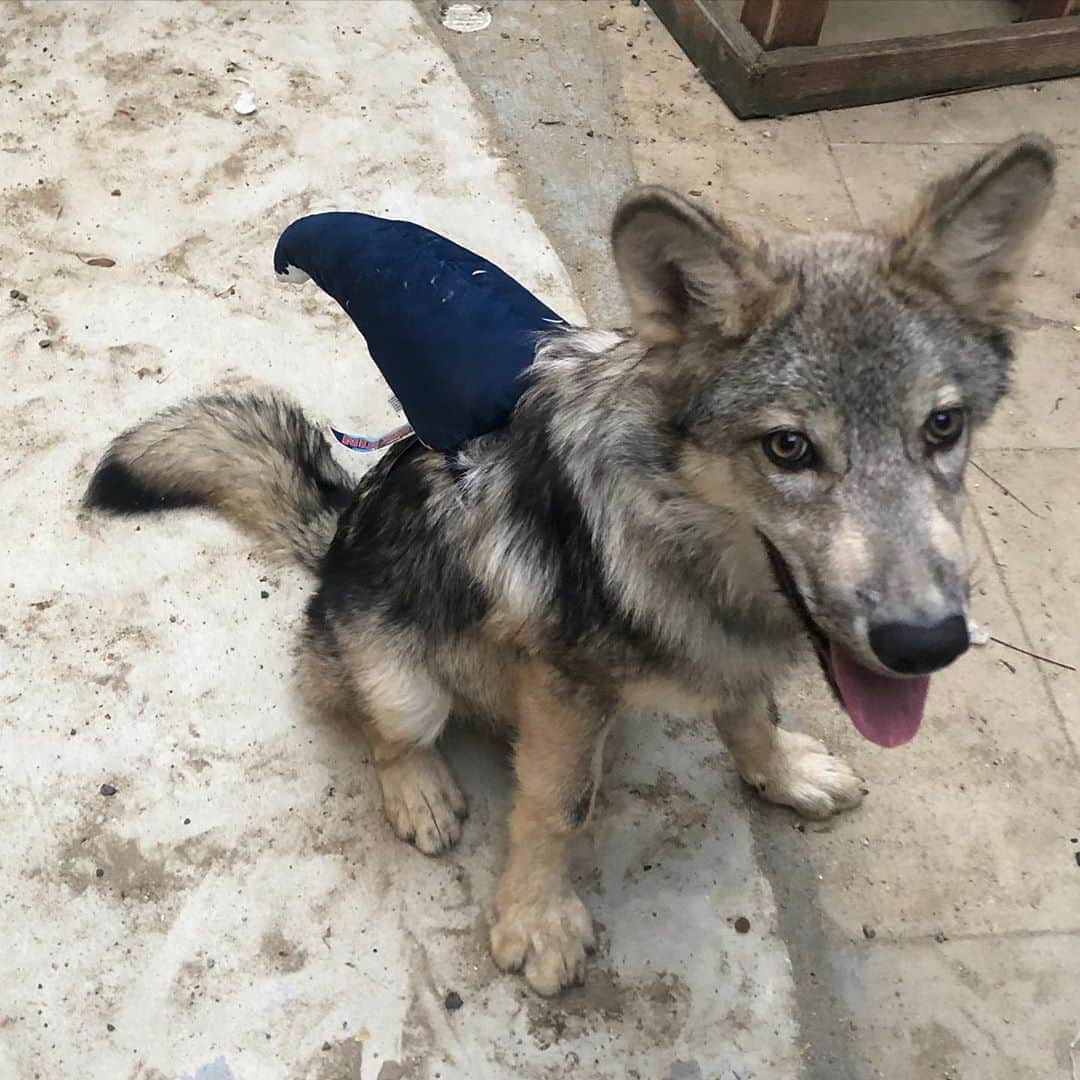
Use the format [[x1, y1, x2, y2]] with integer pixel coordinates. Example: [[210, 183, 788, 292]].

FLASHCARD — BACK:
[[829, 643, 929, 748]]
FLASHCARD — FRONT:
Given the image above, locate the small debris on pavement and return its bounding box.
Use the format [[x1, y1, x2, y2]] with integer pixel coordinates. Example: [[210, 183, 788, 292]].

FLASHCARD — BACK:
[[99, 783, 117, 796], [733, 916, 751, 934], [967, 618, 991, 646], [76, 254, 116, 267], [233, 89, 257, 116], [322, 1041, 332, 1052], [862, 923, 876, 940], [95, 868, 104, 878], [934, 931, 948, 943], [260, 589, 270, 599], [10, 289, 27, 301], [440, 3, 491, 33], [444, 990, 464, 1010], [38, 339, 52, 348]]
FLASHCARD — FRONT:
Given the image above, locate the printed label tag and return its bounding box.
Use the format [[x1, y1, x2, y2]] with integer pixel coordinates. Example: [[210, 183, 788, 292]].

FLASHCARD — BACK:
[[330, 422, 414, 453]]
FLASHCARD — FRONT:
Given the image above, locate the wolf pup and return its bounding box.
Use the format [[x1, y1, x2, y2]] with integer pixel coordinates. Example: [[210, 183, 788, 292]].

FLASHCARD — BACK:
[[85, 136, 1054, 995]]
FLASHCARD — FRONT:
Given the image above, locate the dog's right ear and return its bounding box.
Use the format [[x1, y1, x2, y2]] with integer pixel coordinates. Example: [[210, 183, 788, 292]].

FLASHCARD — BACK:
[[611, 187, 776, 346]]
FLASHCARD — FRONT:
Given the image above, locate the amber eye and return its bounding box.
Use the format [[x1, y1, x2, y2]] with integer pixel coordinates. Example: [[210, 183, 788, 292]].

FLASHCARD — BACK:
[[763, 430, 815, 470], [925, 408, 965, 448]]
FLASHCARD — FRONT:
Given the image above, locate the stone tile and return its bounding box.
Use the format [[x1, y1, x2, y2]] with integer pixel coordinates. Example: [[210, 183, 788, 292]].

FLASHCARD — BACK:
[[841, 933, 1080, 1080], [972, 448, 1080, 748], [600, 2, 860, 232], [822, 78, 1080, 147], [776, 517, 1079, 941], [829, 142, 1080, 324], [977, 322, 1080, 451]]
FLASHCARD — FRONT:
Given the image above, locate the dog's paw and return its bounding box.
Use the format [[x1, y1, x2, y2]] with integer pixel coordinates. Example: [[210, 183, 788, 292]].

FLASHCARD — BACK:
[[377, 749, 467, 855], [743, 729, 864, 820], [490, 890, 594, 996]]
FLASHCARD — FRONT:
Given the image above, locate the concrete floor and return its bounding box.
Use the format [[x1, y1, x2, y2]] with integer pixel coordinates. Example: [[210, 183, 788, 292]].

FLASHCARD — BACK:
[[2, 2, 1078, 1078]]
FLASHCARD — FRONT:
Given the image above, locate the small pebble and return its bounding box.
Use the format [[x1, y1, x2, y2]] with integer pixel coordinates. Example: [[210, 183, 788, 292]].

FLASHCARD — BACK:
[[444, 990, 463, 1011], [733, 916, 751, 934], [99, 783, 117, 797], [862, 923, 876, 940], [10, 289, 27, 301], [260, 590, 270, 599], [110, 189, 121, 196], [95, 868, 104, 879], [322, 1041, 331, 1052], [183, 817, 191, 825], [38, 339, 52, 348], [934, 931, 948, 943], [106, 1023, 115, 1032]]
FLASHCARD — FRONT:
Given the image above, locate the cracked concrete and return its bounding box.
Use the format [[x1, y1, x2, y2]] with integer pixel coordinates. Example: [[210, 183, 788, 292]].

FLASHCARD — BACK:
[[2, 2, 1078, 1078]]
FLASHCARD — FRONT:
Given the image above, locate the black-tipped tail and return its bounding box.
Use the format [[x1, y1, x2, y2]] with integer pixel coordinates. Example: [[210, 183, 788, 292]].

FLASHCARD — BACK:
[[84, 459, 203, 514], [83, 391, 355, 569]]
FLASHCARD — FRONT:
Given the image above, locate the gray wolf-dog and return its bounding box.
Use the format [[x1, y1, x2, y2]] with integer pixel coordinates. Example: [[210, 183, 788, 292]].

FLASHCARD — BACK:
[[84, 136, 1054, 995]]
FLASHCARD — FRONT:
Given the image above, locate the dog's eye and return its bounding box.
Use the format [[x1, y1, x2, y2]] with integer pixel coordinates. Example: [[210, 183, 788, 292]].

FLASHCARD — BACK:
[[763, 430, 815, 470], [924, 408, 965, 448]]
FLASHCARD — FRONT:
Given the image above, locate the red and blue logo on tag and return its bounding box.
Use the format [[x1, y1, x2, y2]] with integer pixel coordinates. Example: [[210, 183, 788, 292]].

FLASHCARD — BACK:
[[330, 423, 415, 453]]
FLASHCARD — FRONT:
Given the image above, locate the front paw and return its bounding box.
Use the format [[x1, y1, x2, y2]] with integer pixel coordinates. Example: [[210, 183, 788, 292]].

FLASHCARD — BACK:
[[743, 729, 865, 820], [377, 749, 468, 855], [489, 889, 595, 996]]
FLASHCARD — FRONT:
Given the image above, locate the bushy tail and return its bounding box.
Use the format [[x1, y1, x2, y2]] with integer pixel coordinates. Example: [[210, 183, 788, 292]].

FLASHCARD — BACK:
[[84, 390, 354, 570]]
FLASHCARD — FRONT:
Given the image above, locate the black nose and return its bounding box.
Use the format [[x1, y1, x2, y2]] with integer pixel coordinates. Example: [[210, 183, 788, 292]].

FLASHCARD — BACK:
[[869, 615, 970, 675]]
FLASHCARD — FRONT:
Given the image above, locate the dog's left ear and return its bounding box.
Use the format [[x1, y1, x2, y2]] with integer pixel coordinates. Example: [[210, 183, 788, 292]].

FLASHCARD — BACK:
[[611, 187, 777, 346], [893, 134, 1055, 317]]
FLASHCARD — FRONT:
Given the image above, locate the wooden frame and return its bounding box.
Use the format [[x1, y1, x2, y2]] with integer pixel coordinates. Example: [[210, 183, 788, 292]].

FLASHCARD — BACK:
[[647, 0, 1080, 117], [740, 0, 828, 49], [1025, 0, 1077, 18]]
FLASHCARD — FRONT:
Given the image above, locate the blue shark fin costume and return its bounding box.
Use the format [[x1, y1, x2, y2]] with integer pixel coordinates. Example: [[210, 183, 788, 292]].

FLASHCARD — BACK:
[[273, 212, 568, 454]]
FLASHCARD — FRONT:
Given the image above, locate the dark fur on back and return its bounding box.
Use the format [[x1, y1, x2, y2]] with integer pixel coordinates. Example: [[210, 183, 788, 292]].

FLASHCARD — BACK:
[[310, 440, 491, 644]]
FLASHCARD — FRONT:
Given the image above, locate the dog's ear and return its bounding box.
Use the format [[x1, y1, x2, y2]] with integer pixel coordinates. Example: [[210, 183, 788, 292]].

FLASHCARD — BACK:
[[893, 134, 1055, 317], [611, 187, 777, 346]]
